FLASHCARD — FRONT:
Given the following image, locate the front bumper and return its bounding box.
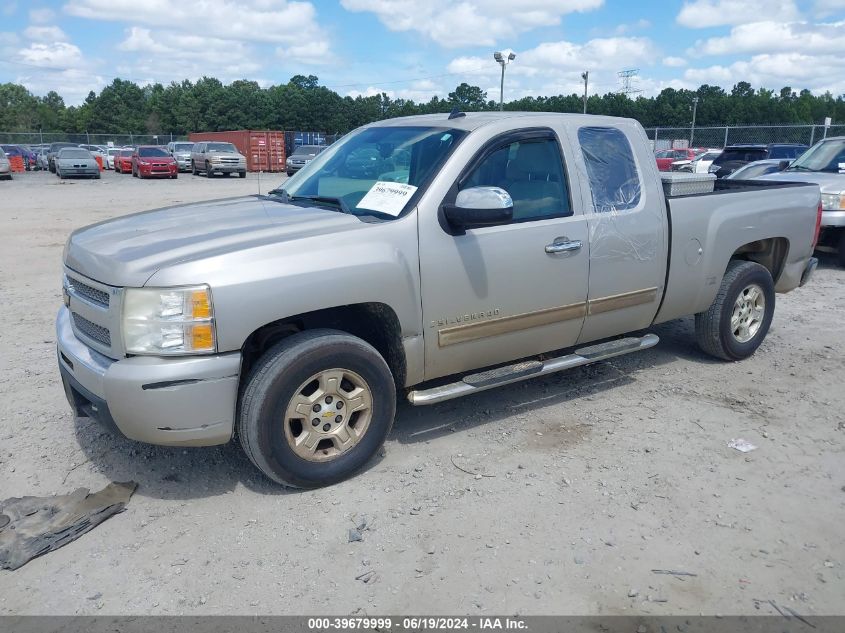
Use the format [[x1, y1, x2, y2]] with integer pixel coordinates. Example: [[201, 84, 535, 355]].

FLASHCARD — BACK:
[[208, 163, 245, 173], [176, 157, 191, 171], [58, 167, 99, 177], [57, 306, 240, 446], [821, 209, 845, 228], [138, 166, 177, 177]]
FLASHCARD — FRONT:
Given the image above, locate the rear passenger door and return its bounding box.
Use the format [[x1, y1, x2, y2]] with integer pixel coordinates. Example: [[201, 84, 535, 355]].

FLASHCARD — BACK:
[[418, 128, 590, 380], [572, 125, 668, 344]]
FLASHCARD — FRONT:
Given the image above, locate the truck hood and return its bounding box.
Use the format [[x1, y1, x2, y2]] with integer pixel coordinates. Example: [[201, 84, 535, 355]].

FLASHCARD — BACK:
[[64, 196, 365, 287], [758, 170, 845, 193]]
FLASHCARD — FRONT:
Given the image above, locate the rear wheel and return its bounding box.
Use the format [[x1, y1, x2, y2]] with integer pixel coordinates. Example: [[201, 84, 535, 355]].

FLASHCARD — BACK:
[[238, 329, 396, 488], [695, 260, 775, 361]]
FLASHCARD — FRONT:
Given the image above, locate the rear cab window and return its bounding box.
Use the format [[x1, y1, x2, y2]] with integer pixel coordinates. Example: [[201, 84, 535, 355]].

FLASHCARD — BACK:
[[577, 126, 642, 213]]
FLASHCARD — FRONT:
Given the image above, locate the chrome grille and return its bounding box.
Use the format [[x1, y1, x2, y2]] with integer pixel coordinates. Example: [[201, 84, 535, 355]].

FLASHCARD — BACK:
[[72, 312, 111, 346], [67, 277, 109, 307]]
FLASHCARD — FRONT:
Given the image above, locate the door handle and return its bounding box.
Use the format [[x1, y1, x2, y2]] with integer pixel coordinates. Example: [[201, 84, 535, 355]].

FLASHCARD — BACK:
[[545, 237, 582, 254]]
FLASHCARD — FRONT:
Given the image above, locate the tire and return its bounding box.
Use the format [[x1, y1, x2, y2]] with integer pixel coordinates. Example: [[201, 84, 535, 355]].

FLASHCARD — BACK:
[[695, 260, 775, 361], [239, 171, 246, 178], [286, 170, 294, 177], [205, 162, 213, 177], [56, 169, 61, 178], [95, 172, 101, 179], [171, 173, 178, 179], [835, 231, 845, 268], [238, 329, 396, 488], [191, 161, 198, 175]]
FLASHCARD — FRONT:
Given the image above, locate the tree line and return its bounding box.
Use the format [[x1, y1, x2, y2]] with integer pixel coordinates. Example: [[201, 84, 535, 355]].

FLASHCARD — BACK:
[[1, 74, 843, 135]]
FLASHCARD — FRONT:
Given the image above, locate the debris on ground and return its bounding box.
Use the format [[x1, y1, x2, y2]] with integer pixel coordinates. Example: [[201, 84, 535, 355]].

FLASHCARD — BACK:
[[651, 569, 698, 577], [728, 438, 758, 453], [348, 528, 363, 543], [0, 481, 137, 571]]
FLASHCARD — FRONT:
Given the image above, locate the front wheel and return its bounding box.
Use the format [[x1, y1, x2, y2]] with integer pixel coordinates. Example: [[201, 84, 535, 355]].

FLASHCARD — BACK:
[[191, 161, 198, 175], [695, 260, 775, 361], [205, 162, 213, 177], [238, 329, 396, 488], [239, 171, 246, 178]]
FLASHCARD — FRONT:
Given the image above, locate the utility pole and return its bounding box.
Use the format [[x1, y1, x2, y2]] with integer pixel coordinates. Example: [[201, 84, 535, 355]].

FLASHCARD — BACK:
[[690, 96, 699, 147], [494, 51, 516, 111], [581, 71, 589, 114]]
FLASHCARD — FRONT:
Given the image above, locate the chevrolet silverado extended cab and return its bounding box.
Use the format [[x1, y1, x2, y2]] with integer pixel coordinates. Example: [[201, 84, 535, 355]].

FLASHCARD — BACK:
[[57, 112, 821, 488]]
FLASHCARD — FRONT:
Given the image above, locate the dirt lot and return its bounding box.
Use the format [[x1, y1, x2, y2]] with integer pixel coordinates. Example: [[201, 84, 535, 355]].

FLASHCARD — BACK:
[[0, 169, 843, 616]]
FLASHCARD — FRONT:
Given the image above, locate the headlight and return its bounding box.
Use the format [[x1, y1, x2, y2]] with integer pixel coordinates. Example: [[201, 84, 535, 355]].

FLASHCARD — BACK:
[[820, 193, 845, 210], [123, 285, 216, 355]]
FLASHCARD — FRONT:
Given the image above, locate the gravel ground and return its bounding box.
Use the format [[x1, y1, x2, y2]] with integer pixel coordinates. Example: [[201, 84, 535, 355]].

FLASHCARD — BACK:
[[0, 169, 843, 616]]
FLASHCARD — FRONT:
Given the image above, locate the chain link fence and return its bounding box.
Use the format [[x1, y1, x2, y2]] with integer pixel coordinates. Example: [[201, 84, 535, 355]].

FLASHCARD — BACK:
[[645, 124, 845, 150]]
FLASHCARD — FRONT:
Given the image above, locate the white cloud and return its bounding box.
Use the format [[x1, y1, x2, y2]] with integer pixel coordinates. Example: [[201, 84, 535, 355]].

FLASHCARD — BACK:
[[677, 0, 800, 28], [684, 52, 845, 95], [662, 56, 687, 67], [613, 18, 651, 35], [814, 0, 845, 17], [276, 40, 335, 65], [16, 42, 83, 69], [23, 26, 70, 43], [347, 78, 443, 102], [691, 20, 845, 56], [340, 0, 604, 47], [64, 0, 330, 46], [444, 37, 657, 99], [29, 8, 56, 23], [16, 68, 107, 103]]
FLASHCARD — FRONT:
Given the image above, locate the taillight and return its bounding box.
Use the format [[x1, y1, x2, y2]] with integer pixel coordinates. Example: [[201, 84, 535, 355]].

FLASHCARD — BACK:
[[813, 199, 823, 248]]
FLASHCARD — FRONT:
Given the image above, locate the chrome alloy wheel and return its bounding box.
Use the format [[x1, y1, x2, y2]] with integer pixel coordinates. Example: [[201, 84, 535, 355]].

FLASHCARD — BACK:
[[731, 283, 765, 343], [283, 369, 373, 462]]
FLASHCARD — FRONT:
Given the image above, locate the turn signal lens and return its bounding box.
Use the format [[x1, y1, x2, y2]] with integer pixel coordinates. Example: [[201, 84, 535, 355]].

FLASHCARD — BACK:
[[191, 290, 211, 318], [191, 324, 214, 350]]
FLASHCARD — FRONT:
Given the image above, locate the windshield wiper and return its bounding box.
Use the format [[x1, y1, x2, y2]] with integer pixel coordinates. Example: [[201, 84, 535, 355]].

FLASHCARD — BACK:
[[786, 165, 813, 171], [289, 195, 351, 215]]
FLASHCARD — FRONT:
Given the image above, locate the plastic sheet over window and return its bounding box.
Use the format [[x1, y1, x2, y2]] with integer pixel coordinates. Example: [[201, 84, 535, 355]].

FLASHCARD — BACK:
[[577, 126, 642, 213]]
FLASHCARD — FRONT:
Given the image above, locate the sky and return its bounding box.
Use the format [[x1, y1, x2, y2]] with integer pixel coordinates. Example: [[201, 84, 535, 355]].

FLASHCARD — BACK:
[[1, 0, 844, 105]]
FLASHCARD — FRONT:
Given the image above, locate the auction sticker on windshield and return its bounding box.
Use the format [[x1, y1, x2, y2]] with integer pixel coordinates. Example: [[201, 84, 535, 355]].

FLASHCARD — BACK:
[[356, 182, 418, 216]]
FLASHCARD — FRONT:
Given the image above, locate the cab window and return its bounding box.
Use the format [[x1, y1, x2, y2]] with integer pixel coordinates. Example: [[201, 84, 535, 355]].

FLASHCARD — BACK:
[[578, 126, 642, 213], [460, 136, 571, 222]]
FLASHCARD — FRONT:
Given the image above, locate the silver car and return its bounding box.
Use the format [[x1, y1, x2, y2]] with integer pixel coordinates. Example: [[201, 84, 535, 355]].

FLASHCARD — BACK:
[[55, 148, 101, 179], [190, 141, 247, 178], [286, 144, 325, 176], [0, 152, 11, 180], [167, 141, 195, 172]]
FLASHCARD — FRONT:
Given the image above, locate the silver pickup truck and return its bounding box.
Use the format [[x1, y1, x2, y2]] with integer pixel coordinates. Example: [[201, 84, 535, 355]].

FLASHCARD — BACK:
[[57, 112, 820, 488]]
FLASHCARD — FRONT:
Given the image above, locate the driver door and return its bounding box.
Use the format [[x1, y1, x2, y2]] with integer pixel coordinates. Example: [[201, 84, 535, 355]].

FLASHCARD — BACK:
[[417, 128, 589, 380]]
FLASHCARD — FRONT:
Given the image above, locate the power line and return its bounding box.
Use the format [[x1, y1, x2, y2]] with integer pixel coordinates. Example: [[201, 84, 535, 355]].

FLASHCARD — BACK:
[[618, 69, 642, 96]]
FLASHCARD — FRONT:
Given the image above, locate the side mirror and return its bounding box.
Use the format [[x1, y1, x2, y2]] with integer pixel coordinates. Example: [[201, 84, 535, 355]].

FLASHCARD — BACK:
[[778, 160, 790, 171], [444, 186, 513, 233]]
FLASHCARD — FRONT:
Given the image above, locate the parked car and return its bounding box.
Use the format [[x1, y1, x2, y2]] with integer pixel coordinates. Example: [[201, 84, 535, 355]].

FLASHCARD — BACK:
[[78, 144, 108, 167], [56, 112, 821, 488], [106, 148, 122, 170], [286, 144, 327, 176], [759, 136, 845, 265], [655, 148, 700, 172], [672, 149, 721, 173], [709, 143, 808, 178], [0, 151, 11, 180], [55, 147, 100, 179], [132, 146, 178, 179], [726, 159, 789, 180], [167, 141, 195, 172], [36, 149, 49, 171], [1, 144, 35, 170], [114, 148, 134, 173], [47, 142, 79, 172], [190, 141, 247, 178]]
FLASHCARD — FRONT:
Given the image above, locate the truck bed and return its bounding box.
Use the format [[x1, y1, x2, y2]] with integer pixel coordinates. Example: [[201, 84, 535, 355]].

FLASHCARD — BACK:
[[654, 179, 819, 325]]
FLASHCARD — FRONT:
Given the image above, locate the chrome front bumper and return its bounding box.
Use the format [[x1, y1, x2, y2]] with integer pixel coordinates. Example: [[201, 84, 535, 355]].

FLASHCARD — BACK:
[[821, 210, 845, 228], [57, 306, 241, 446]]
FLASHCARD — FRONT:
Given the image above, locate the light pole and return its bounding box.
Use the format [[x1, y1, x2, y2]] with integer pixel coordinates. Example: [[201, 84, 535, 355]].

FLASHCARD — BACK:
[[690, 96, 699, 147], [493, 51, 516, 111], [581, 71, 589, 114]]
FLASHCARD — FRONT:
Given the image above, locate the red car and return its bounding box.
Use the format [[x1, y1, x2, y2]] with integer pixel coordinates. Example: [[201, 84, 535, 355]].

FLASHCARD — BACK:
[[655, 148, 700, 171], [132, 146, 178, 179], [114, 149, 134, 173]]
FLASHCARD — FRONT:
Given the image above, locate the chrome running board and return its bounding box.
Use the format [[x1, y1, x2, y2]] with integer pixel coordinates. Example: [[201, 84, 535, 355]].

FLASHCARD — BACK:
[[407, 334, 659, 406]]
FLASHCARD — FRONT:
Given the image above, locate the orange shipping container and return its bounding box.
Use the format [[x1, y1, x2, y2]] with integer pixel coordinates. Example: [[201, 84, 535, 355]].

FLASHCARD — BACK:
[[187, 130, 286, 172]]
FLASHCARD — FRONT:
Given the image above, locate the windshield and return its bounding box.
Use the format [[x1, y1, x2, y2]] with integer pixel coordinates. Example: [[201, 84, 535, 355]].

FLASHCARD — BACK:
[[120, 150, 133, 157], [728, 162, 781, 180], [787, 139, 845, 173], [139, 147, 169, 157], [279, 125, 465, 218], [108, 149, 120, 156], [713, 148, 767, 165], [695, 152, 721, 162], [207, 143, 237, 152], [293, 145, 323, 156], [173, 143, 194, 152], [59, 149, 90, 159]]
